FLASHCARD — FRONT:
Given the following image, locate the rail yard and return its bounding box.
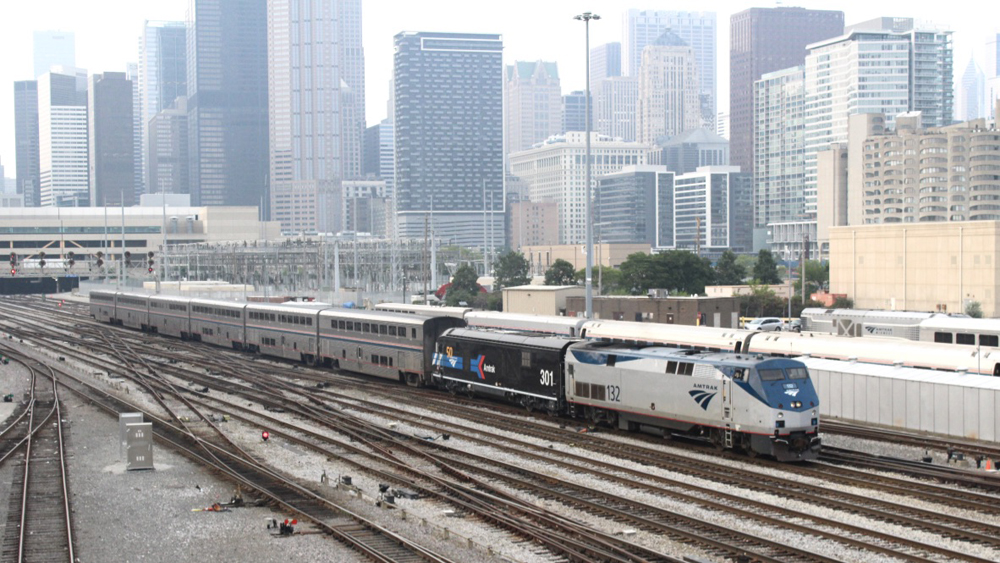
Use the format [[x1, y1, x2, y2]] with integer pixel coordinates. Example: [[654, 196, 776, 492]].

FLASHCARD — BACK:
[[1, 293, 999, 563]]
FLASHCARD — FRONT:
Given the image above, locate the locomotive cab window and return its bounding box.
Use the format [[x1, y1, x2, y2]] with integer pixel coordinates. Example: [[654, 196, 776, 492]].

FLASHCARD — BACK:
[[981, 334, 998, 347], [786, 367, 808, 380], [666, 361, 677, 374], [606, 355, 616, 367], [758, 369, 785, 381], [934, 332, 953, 344], [733, 368, 745, 380]]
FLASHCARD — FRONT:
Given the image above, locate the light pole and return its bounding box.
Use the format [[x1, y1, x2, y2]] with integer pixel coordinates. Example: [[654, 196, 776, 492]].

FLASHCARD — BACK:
[[575, 11, 600, 319]]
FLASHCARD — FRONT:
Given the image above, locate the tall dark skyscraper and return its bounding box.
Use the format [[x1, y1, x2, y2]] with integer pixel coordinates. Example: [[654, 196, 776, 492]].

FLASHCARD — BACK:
[[562, 90, 588, 134], [393, 32, 503, 247], [88, 72, 135, 207], [14, 81, 40, 207], [729, 7, 843, 176], [139, 21, 188, 197], [186, 0, 268, 212]]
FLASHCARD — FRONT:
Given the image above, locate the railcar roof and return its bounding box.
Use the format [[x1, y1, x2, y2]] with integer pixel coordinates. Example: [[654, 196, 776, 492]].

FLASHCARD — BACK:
[[319, 309, 442, 323], [571, 341, 791, 368], [245, 302, 330, 314], [466, 311, 588, 327], [189, 298, 247, 308], [148, 294, 196, 304], [442, 327, 578, 351]]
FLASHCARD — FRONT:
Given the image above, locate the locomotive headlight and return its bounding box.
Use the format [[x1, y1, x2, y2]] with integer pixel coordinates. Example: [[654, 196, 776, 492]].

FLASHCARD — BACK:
[[777, 412, 784, 419], [812, 410, 816, 417]]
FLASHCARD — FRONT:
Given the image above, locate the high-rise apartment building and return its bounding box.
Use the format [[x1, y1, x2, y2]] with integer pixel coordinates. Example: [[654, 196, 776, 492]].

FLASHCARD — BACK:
[[14, 81, 41, 207], [596, 165, 672, 245], [636, 31, 700, 145], [393, 32, 503, 248], [803, 18, 953, 218], [186, 0, 268, 211], [267, 0, 366, 233], [138, 21, 187, 198], [562, 91, 588, 134], [659, 128, 729, 175], [505, 61, 562, 156], [729, 7, 844, 177], [754, 66, 806, 229], [33, 31, 75, 78], [595, 77, 638, 141], [715, 111, 729, 140], [37, 69, 88, 207], [623, 10, 716, 124], [88, 72, 135, 207], [669, 166, 753, 253], [959, 58, 986, 122], [509, 132, 652, 244]]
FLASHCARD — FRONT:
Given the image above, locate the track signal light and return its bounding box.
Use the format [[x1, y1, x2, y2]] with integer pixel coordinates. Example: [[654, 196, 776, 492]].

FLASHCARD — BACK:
[[261, 430, 270, 441]]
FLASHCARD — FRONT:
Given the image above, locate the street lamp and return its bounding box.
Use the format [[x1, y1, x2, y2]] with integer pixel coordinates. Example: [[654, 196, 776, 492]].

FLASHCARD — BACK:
[[574, 11, 600, 319]]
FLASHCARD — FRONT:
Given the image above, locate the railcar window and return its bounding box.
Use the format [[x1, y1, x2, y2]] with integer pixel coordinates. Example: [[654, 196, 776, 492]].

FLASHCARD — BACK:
[[758, 369, 785, 381], [786, 367, 808, 380], [389, 326, 397, 336], [591, 384, 606, 401], [372, 354, 378, 364], [934, 332, 953, 343], [981, 334, 999, 347], [280, 315, 286, 323], [339, 320, 346, 329], [389, 358, 393, 367], [666, 361, 677, 374], [363, 323, 371, 333], [956, 333, 975, 345], [412, 328, 417, 339], [380, 325, 387, 335], [347, 321, 354, 330], [399, 326, 407, 337], [307, 318, 312, 326]]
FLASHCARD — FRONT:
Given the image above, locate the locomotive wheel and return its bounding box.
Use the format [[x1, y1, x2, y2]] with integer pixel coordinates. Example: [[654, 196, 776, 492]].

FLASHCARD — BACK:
[[710, 429, 725, 451]]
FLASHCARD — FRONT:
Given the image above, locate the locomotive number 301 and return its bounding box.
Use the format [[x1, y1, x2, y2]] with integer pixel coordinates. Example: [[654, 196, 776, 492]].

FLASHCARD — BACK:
[[539, 369, 555, 386]]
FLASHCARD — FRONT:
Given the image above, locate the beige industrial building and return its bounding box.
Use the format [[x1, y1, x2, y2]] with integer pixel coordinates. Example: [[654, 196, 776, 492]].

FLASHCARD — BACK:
[[829, 221, 1000, 317], [0, 205, 281, 276], [520, 243, 650, 276], [705, 284, 793, 300], [565, 295, 741, 328], [502, 285, 584, 315]]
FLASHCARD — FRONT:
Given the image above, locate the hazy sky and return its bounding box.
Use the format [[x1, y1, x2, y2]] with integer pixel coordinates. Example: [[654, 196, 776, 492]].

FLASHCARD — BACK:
[[1, 1, 995, 178]]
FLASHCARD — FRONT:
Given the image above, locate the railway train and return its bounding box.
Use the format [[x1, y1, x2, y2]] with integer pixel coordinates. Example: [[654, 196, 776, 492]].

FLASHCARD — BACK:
[[90, 290, 821, 461], [801, 307, 1000, 347], [376, 308, 1000, 376]]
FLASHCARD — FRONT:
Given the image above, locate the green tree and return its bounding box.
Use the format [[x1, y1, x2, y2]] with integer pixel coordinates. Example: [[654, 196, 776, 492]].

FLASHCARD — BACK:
[[659, 251, 716, 295], [831, 296, 854, 309], [735, 254, 756, 277], [493, 251, 530, 290], [752, 249, 782, 285], [574, 265, 626, 295], [740, 282, 785, 318], [966, 301, 983, 318], [714, 250, 746, 285], [446, 264, 480, 306], [619, 252, 660, 295], [544, 259, 577, 286]]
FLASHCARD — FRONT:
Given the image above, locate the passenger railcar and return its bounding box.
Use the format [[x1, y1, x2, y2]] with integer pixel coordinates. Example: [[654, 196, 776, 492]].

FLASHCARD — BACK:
[[245, 303, 327, 363], [373, 303, 472, 320], [566, 343, 820, 461], [432, 328, 577, 413], [189, 299, 246, 349], [465, 311, 589, 337], [918, 316, 1000, 347], [148, 295, 193, 339], [318, 309, 464, 385], [89, 290, 116, 324], [115, 292, 150, 331]]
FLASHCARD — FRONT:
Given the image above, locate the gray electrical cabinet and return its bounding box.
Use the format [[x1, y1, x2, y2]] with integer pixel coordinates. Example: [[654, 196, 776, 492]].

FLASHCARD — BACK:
[[119, 412, 143, 446], [125, 422, 154, 471]]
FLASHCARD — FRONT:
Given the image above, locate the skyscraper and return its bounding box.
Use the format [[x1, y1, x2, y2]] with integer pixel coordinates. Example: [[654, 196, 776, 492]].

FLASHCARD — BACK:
[[148, 98, 189, 197], [959, 57, 985, 121], [985, 34, 999, 118], [561, 91, 588, 134], [729, 7, 844, 176], [636, 31, 700, 145], [505, 61, 562, 156], [623, 10, 716, 124], [33, 31, 75, 78], [595, 76, 638, 142], [88, 72, 135, 207], [37, 69, 88, 207], [338, 0, 366, 182], [139, 21, 187, 197], [754, 66, 806, 229], [393, 31, 503, 248], [589, 42, 621, 116], [186, 0, 268, 211], [126, 62, 143, 200], [14, 81, 41, 207]]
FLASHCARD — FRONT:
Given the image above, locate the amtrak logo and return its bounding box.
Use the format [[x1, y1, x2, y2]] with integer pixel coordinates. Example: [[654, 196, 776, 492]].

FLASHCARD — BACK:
[[433, 353, 463, 370], [785, 388, 800, 397], [470, 355, 489, 380], [689, 389, 717, 410]]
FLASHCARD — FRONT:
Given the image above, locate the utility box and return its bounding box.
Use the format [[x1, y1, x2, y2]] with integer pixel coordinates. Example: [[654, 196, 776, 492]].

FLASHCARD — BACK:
[[125, 422, 154, 471], [119, 412, 143, 446]]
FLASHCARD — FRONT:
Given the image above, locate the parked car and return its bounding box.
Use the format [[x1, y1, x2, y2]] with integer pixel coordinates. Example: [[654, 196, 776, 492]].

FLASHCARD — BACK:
[[789, 319, 802, 332], [745, 317, 785, 331]]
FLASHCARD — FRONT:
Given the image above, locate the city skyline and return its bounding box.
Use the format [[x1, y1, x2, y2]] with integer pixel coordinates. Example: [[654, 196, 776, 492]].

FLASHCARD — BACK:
[[0, 1, 996, 177]]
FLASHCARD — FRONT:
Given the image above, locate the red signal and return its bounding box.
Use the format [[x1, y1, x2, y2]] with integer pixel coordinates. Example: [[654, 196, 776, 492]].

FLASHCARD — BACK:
[[9, 268, 14, 276], [261, 431, 269, 441]]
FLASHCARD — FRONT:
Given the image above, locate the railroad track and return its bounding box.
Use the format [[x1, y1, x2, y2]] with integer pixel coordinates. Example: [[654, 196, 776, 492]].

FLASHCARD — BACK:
[[0, 351, 75, 563]]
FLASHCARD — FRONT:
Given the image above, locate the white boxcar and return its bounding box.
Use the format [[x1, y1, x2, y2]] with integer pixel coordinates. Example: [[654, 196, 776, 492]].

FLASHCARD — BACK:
[[116, 292, 150, 331], [245, 303, 328, 363], [466, 311, 588, 337], [189, 299, 246, 350], [90, 290, 117, 324], [148, 295, 192, 339], [805, 357, 1000, 442]]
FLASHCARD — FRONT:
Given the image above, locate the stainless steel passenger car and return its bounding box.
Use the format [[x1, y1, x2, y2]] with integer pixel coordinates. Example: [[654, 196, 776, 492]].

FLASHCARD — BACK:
[[373, 303, 472, 319], [318, 309, 464, 384], [188, 299, 246, 349], [148, 295, 193, 339], [89, 290, 117, 324], [245, 303, 327, 363], [465, 311, 589, 337], [116, 292, 150, 331]]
